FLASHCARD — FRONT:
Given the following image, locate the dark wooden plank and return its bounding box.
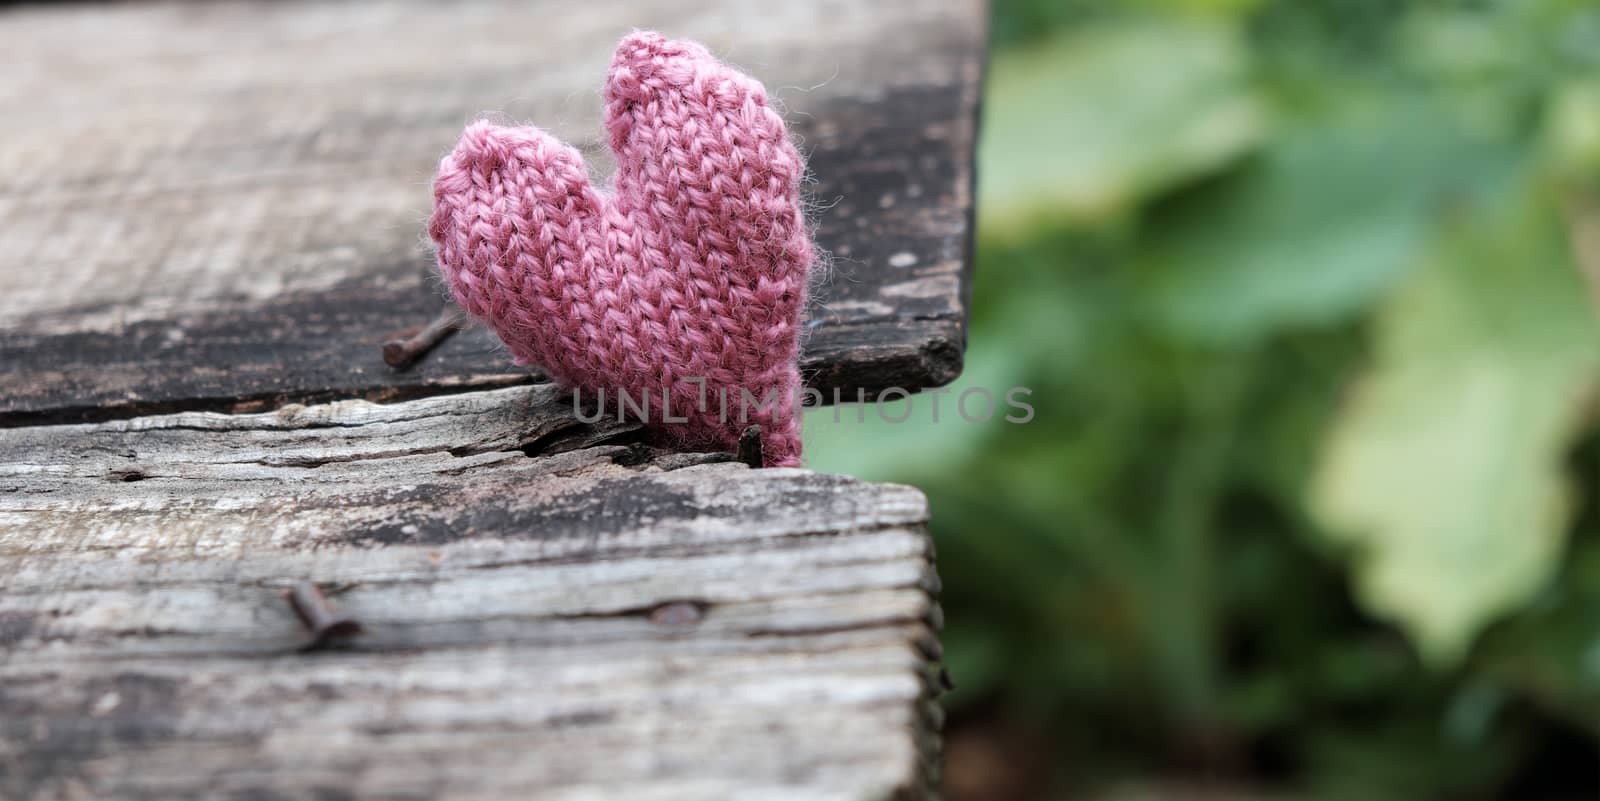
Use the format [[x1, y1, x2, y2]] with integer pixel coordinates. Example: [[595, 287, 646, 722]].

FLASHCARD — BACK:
[[0, 0, 983, 423], [0, 384, 945, 800]]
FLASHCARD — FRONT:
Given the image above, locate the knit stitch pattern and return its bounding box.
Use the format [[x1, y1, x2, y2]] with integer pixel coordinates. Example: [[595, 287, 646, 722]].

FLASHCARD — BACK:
[[430, 32, 812, 467]]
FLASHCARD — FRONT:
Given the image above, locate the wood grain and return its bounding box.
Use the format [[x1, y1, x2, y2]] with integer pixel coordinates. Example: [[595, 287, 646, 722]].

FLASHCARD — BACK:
[[0, 385, 945, 800], [0, 0, 984, 423]]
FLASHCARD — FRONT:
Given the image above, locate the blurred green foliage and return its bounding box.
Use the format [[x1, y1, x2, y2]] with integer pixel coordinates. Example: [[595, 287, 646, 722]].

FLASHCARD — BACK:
[[803, 0, 1600, 797]]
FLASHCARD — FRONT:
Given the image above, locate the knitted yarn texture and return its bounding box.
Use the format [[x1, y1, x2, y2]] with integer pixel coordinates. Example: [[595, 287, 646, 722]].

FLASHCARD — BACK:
[[429, 31, 812, 467]]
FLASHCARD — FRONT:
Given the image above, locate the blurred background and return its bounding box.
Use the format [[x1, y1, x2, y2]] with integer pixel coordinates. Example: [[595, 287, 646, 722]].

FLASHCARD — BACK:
[[803, 0, 1600, 798]]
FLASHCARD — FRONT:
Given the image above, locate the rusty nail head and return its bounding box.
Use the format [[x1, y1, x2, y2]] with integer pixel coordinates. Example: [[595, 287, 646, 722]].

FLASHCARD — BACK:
[[286, 581, 363, 651]]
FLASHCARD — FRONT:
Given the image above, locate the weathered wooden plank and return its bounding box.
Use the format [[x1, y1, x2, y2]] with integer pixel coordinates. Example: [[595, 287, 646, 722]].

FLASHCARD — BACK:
[[0, 386, 944, 801], [0, 0, 983, 423]]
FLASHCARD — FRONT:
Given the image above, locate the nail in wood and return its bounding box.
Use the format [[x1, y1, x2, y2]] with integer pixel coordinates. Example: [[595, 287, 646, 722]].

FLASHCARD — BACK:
[[286, 581, 362, 651], [383, 307, 465, 368]]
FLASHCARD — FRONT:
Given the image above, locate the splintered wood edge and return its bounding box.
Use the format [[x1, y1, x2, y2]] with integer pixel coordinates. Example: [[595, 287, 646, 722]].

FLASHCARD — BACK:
[[0, 385, 945, 801]]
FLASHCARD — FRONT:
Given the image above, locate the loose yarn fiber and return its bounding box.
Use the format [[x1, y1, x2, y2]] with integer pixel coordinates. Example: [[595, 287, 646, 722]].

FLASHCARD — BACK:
[[429, 31, 813, 467]]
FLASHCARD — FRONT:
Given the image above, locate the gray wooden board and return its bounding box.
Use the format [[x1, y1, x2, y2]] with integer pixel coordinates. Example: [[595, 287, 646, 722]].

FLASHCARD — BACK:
[[0, 0, 984, 424], [0, 385, 945, 800]]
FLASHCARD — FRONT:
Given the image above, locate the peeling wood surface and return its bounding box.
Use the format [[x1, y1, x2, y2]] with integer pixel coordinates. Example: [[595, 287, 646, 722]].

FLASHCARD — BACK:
[[0, 385, 944, 800], [0, 0, 984, 423]]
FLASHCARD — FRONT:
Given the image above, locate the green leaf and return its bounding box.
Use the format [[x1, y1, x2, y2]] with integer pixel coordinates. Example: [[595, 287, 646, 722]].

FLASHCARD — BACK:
[[1310, 188, 1600, 665], [1545, 79, 1600, 184], [978, 19, 1266, 238], [1137, 93, 1521, 346]]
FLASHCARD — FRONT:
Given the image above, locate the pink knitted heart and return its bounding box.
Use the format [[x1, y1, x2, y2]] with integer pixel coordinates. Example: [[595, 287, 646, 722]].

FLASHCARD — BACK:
[[429, 32, 812, 467]]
